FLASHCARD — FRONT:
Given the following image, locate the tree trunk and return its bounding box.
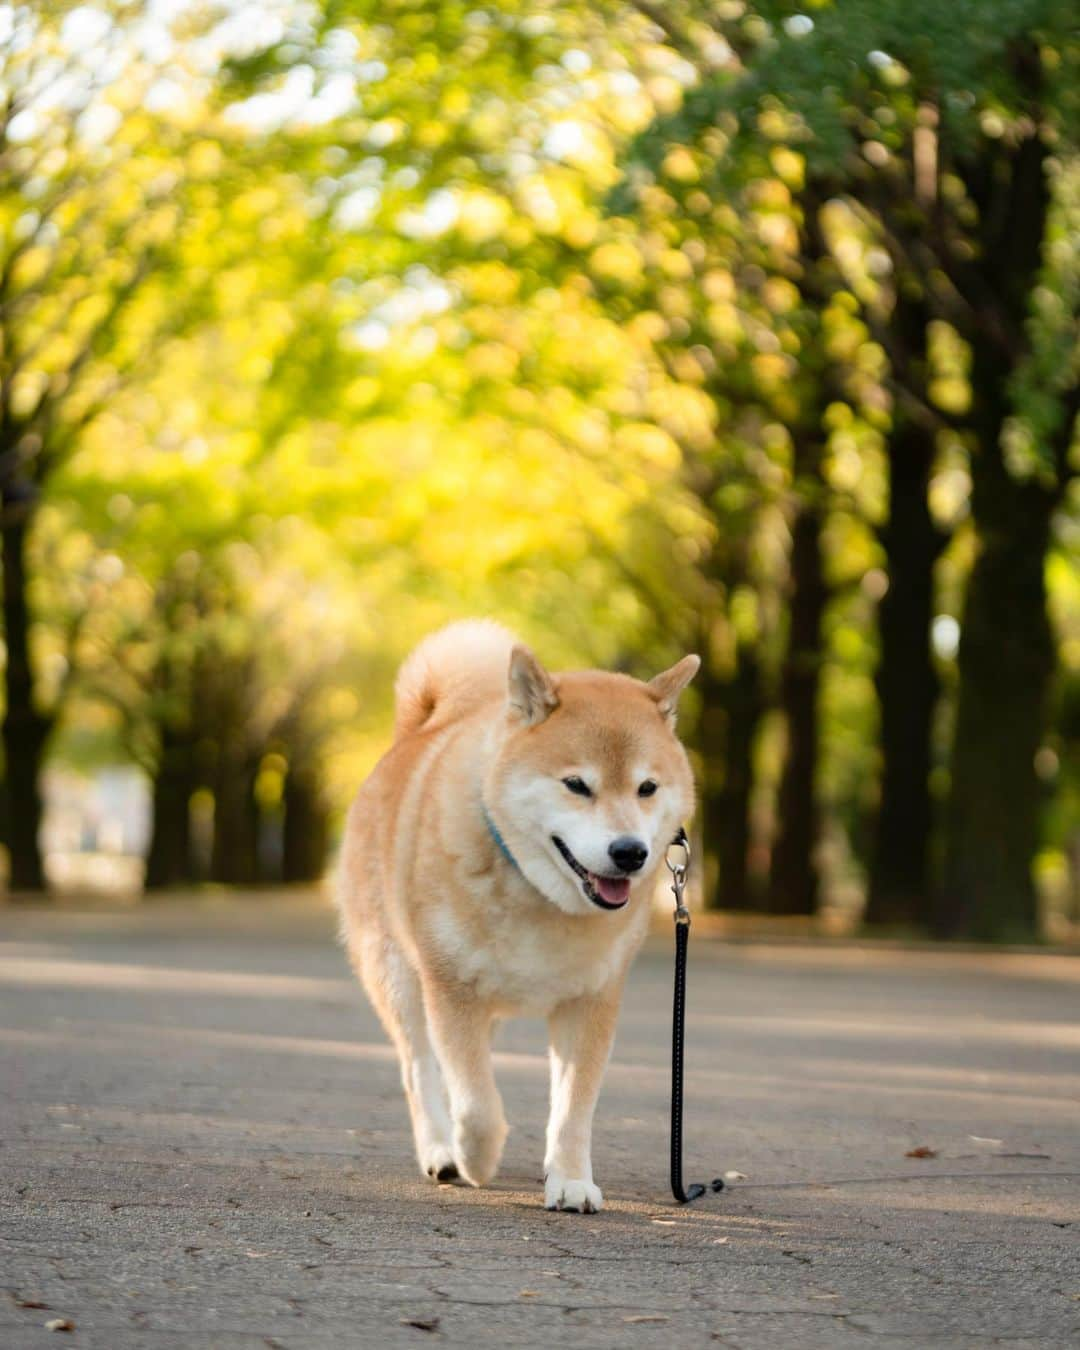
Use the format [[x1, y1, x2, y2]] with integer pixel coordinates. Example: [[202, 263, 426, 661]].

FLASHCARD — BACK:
[[942, 457, 1055, 940], [210, 752, 260, 885], [282, 762, 329, 883], [941, 123, 1059, 941], [1, 508, 50, 892], [768, 459, 827, 915], [699, 647, 763, 910], [866, 421, 943, 927], [144, 729, 196, 890]]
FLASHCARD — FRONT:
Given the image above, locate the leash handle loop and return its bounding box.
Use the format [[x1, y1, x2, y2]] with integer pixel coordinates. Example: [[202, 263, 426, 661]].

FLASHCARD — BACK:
[[666, 829, 725, 1206]]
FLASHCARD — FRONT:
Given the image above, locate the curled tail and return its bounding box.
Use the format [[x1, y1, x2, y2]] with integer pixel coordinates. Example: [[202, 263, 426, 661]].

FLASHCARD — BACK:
[[393, 619, 518, 739]]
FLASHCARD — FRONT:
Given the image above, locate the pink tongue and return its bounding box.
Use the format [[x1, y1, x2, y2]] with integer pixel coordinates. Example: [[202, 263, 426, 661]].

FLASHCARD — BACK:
[[591, 875, 631, 907]]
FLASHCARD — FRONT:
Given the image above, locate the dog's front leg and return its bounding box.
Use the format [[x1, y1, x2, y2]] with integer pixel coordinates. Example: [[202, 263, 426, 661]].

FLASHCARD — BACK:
[[544, 987, 621, 1213], [423, 980, 507, 1187]]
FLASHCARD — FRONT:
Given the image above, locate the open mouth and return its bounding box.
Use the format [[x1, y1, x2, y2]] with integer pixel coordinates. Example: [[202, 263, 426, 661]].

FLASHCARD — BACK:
[[552, 836, 631, 911]]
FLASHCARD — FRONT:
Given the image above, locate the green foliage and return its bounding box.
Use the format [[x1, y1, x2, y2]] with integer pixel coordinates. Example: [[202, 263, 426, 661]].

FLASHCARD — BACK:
[[627, 0, 1079, 179], [0, 0, 1075, 928]]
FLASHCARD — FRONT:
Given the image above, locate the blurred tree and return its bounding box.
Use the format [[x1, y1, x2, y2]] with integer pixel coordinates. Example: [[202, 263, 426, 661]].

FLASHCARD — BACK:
[[0, 0, 370, 892], [0, 3, 237, 888], [28, 0, 1075, 937], [281, 741, 331, 885], [622, 1, 1079, 937], [144, 575, 205, 889], [757, 4, 1076, 939], [616, 58, 887, 915], [580, 191, 788, 911], [939, 91, 1079, 939], [764, 198, 837, 918], [231, 0, 883, 913], [863, 293, 947, 927]]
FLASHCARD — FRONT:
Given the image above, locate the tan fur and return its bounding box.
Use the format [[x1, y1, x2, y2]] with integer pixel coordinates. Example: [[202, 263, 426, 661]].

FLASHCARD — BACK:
[[337, 620, 698, 1211]]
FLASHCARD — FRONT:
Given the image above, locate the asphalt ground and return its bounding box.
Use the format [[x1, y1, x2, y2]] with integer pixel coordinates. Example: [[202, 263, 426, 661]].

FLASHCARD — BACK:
[[2, 894, 1078, 1348]]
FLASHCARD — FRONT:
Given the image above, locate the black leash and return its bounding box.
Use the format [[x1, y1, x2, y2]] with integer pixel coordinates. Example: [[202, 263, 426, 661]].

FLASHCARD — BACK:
[[667, 828, 725, 1204]]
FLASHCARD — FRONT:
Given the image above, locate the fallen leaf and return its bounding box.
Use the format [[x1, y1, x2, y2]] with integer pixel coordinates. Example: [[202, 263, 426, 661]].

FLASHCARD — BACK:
[[905, 1146, 937, 1158], [45, 1320, 74, 1334], [623, 1315, 668, 1323], [400, 1317, 440, 1332], [12, 1297, 50, 1310]]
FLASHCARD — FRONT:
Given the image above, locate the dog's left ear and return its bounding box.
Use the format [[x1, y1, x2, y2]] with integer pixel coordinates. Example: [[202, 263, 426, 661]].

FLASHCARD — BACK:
[[508, 645, 559, 726], [647, 654, 700, 725]]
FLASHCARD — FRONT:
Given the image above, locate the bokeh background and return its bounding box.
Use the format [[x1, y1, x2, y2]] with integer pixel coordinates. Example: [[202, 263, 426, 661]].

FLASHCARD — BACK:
[[1, 0, 1078, 941]]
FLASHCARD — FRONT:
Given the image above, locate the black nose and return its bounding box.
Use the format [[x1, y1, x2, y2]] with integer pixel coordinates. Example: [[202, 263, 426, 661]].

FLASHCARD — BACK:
[[609, 836, 648, 873]]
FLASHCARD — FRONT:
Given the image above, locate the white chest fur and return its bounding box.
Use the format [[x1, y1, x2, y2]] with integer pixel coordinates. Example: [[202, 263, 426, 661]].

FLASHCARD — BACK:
[[426, 892, 645, 1014]]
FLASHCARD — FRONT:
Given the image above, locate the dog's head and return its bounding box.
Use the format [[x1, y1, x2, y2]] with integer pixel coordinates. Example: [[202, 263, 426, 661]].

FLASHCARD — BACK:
[[486, 646, 698, 916]]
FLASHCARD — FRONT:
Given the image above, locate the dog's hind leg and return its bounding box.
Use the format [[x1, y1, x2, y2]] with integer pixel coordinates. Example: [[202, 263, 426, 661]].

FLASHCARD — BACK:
[[348, 932, 458, 1183]]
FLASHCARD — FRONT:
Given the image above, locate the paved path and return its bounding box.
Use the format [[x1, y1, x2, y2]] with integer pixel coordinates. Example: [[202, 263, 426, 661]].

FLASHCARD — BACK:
[[2, 896, 1079, 1348]]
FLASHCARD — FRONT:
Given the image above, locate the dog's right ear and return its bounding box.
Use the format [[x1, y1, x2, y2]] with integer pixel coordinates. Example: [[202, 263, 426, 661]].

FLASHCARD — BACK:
[[647, 654, 701, 725], [508, 645, 559, 726]]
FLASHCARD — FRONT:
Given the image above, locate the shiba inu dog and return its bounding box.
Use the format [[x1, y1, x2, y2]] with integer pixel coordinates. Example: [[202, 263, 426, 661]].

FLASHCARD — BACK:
[[337, 620, 698, 1212]]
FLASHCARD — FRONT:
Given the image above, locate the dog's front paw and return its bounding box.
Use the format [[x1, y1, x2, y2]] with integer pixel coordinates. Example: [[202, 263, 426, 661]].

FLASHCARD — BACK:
[[545, 1171, 603, 1213], [453, 1106, 508, 1187], [419, 1142, 460, 1184]]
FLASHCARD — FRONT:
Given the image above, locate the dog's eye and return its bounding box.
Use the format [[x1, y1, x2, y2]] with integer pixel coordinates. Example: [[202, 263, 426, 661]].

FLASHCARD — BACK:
[[562, 776, 592, 798], [638, 779, 658, 798]]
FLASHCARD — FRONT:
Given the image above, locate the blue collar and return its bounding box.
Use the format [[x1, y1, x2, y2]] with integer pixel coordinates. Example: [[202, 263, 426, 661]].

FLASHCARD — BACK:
[[482, 805, 520, 873]]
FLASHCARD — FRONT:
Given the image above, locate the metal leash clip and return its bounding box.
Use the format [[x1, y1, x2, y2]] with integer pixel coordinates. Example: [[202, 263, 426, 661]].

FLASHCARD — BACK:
[[666, 828, 691, 926]]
